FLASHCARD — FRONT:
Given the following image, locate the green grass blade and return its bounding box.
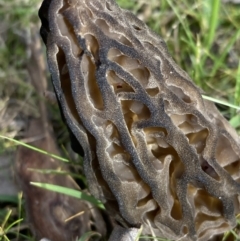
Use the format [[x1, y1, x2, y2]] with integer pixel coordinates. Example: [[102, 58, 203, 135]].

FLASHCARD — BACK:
[[1, 209, 12, 229], [210, 29, 240, 77], [206, 0, 220, 49], [202, 95, 240, 110], [5, 219, 23, 233], [0, 135, 69, 162], [234, 60, 240, 105], [30, 182, 105, 210], [165, 0, 195, 51], [135, 226, 143, 241]]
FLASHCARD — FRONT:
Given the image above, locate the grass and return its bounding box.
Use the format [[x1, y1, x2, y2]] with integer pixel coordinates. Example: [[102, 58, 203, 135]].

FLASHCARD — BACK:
[[0, 0, 240, 240], [30, 182, 105, 210]]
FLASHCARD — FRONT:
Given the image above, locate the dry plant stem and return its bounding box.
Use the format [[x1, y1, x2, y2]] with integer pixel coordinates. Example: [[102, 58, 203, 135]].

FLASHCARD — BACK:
[[15, 29, 107, 241], [15, 119, 104, 241], [39, 0, 240, 240]]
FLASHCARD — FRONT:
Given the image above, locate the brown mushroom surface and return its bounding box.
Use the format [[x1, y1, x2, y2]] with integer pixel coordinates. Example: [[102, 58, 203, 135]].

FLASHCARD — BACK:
[[39, 0, 240, 240]]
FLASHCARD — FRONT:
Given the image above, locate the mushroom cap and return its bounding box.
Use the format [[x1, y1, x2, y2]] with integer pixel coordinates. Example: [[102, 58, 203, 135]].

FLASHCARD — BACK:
[[39, 0, 240, 240]]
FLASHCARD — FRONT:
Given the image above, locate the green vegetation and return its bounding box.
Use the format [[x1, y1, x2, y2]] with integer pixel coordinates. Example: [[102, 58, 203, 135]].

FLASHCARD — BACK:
[[0, 0, 240, 240]]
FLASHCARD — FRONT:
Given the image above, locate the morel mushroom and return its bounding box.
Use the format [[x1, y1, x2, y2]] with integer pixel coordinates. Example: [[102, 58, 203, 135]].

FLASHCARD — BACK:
[[39, 0, 240, 240]]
